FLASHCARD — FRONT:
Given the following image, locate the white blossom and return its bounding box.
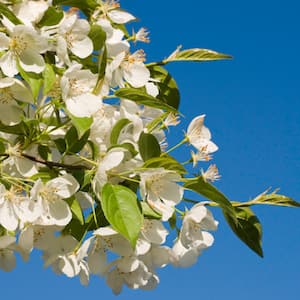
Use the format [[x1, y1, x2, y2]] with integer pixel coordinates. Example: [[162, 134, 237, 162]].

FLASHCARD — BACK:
[[0, 23, 48, 77]]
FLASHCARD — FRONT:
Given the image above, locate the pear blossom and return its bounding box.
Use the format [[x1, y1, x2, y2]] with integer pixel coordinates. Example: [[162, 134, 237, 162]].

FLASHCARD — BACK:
[[0, 184, 41, 231], [30, 174, 79, 226], [186, 114, 218, 156], [60, 63, 102, 117], [179, 203, 218, 249], [0, 23, 48, 77], [56, 14, 93, 65], [139, 168, 183, 221], [107, 9, 135, 24]]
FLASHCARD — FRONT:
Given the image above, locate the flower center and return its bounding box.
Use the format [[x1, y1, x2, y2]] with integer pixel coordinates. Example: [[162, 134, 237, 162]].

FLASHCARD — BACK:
[[9, 35, 28, 56], [0, 88, 14, 104]]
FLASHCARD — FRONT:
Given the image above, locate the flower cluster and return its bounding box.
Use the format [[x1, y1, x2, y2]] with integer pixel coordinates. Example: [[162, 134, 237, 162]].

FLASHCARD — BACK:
[[0, 0, 297, 295]]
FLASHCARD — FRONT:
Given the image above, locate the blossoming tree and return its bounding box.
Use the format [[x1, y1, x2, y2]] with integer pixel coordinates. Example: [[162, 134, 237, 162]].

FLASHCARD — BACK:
[[0, 0, 298, 294]]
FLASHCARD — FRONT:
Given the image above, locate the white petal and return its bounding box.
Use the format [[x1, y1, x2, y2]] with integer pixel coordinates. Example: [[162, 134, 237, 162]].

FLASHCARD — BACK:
[[0, 33, 9, 50], [15, 156, 38, 177], [0, 249, 16, 272], [19, 49, 45, 73], [88, 248, 107, 275], [0, 51, 18, 77], [0, 104, 23, 125], [0, 201, 18, 231], [123, 63, 150, 88], [0, 235, 16, 248], [71, 37, 93, 58], [108, 10, 136, 24], [66, 94, 102, 117], [10, 79, 34, 103], [46, 199, 72, 226], [18, 227, 33, 261], [106, 268, 123, 295], [49, 174, 79, 198]]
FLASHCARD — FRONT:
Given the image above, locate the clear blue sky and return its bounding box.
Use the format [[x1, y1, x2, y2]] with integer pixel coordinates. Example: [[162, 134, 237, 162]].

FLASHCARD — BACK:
[[1, 0, 299, 299]]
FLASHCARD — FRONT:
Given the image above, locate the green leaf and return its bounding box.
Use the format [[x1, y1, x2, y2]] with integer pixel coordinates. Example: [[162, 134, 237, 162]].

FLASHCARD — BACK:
[[62, 218, 86, 241], [69, 114, 93, 138], [18, 67, 42, 101], [66, 197, 84, 225], [43, 64, 57, 95], [0, 141, 5, 154], [110, 118, 131, 145], [89, 25, 106, 51], [253, 191, 300, 208], [52, 0, 97, 18], [65, 126, 90, 154], [148, 65, 180, 110], [138, 132, 161, 162], [101, 183, 143, 247], [38, 145, 50, 161], [0, 121, 26, 135], [115, 88, 178, 112], [0, 3, 22, 24], [143, 155, 186, 174], [54, 138, 66, 154], [224, 207, 263, 257], [184, 176, 236, 220], [85, 204, 109, 230], [37, 6, 63, 27], [168, 48, 232, 63], [141, 201, 162, 219]]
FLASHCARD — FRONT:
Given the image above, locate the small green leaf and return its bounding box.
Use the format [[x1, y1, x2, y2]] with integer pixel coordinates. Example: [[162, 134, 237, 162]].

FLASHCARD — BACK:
[[66, 197, 84, 225], [101, 183, 143, 247], [110, 118, 131, 145], [168, 47, 232, 63], [52, 0, 97, 18], [0, 4, 22, 24], [43, 64, 56, 95], [149, 65, 180, 110], [184, 176, 236, 221], [224, 207, 263, 257], [89, 25, 106, 51], [143, 155, 187, 174], [37, 6, 63, 27], [141, 201, 162, 219], [138, 132, 161, 162], [253, 192, 300, 208], [69, 114, 93, 138], [115, 88, 178, 112]]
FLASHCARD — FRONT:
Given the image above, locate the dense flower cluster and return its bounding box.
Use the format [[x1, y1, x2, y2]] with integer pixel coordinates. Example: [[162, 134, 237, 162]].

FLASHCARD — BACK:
[[0, 0, 297, 295]]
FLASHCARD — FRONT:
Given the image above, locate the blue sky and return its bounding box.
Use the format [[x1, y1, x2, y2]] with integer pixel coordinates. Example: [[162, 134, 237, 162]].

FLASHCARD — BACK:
[[1, 0, 299, 299]]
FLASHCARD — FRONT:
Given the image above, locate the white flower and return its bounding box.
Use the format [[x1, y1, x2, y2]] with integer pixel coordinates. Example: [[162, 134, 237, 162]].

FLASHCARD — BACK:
[[112, 50, 151, 88], [0, 235, 16, 272], [201, 164, 221, 182], [57, 14, 93, 65], [180, 203, 218, 249], [97, 18, 129, 57], [133, 27, 150, 43], [30, 174, 79, 226], [57, 238, 92, 285], [0, 184, 41, 231], [0, 23, 48, 77], [0, 77, 33, 125], [186, 114, 218, 155], [61, 63, 102, 117], [139, 168, 183, 221]]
